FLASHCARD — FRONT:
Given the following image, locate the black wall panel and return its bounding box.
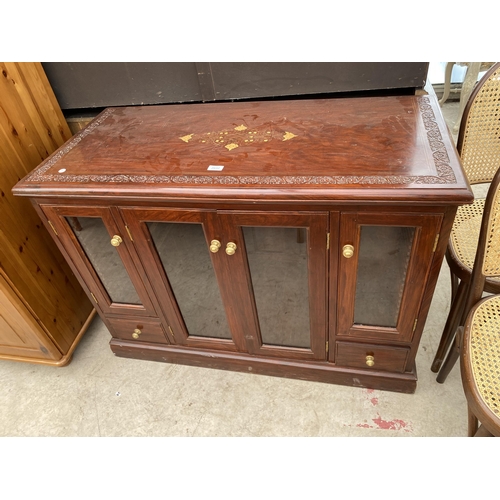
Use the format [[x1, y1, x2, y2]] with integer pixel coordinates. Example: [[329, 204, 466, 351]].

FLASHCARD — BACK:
[[42, 62, 429, 110]]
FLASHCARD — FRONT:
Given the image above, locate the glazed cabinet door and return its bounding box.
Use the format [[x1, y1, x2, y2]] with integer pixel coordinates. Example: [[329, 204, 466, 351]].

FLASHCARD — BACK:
[[337, 212, 442, 343], [120, 208, 243, 352], [218, 211, 329, 361], [120, 208, 329, 361], [40, 205, 158, 317]]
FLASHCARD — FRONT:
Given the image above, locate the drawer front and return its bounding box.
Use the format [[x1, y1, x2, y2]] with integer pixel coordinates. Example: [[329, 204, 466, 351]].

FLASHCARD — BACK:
[[107, 318, 170, 345], [335, 341, 409, 373]]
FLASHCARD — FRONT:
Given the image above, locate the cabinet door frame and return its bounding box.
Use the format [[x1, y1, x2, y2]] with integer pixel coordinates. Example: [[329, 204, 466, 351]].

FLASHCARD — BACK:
[[217, 210, 329, 361], [120, 207, 245, 352], [41, 205, 158, 318], [337, 212, 442, 343], [121, 208, 329, 361]]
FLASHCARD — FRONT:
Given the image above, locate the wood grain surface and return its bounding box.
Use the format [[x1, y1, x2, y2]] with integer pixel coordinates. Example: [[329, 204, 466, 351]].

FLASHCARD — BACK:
[[14, 95, 473, 204], [0, 62, 93, 360]]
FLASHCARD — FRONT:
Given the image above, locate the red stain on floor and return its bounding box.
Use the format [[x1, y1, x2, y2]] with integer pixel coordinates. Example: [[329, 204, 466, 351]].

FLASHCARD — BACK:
[[342, 389, 413, 433], [364, 389, 378, 406], [372, 414, 411, 431]]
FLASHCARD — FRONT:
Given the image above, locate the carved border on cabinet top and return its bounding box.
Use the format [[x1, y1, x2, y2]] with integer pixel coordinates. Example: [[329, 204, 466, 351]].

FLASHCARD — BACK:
[[30, 97, 456, 186]]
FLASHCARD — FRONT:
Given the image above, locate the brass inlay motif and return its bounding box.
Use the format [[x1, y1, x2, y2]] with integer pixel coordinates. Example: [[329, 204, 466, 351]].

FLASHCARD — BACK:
[[178, 124, 298, 152], [283, 131, 297, 141]]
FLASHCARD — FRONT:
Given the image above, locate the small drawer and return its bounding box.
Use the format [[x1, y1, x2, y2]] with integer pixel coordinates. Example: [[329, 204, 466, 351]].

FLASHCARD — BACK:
[[107, 318, 170, 344], [335, 341, 409, 373]]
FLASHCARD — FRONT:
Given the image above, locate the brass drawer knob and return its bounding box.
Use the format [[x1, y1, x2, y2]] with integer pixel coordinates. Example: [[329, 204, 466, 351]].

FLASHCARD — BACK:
[[366, 355, 375, 367], [226, 242, 237, 255], [132, 328, 142, 339], [343, 244, 354, 258], [110, 235, 123, 247], [210, 239, 221, 253]]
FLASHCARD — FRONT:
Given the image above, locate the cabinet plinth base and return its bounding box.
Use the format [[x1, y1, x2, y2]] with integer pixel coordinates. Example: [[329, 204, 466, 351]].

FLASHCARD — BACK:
[[110, 339, 417, 394]]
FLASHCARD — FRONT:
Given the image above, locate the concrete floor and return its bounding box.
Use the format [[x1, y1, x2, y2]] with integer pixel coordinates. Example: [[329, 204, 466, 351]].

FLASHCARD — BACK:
[[0, 100, 472, 437]]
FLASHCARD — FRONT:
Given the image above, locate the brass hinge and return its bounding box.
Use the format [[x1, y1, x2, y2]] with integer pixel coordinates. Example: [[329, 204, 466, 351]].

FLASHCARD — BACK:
[[48, 220, 58, 236], [90, 292, 98, 304], [433, 233, 440, 252], [125, 225, 134, 242], [413, 318, 418, 332], [168, 325, 175, 340], [326, 233, 330, 250], [326, 341, 329, 354]]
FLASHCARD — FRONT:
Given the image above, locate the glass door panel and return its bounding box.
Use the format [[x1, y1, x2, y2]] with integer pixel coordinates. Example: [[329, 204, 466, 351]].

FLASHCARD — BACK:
[[40, 205, 158, 317], [219, 211, 328, 361], [67, 216, 142, 305], [338, 212, 441, 342], [119, 208, 242, 351], [147, 221, 231, 340], [354, 225, 415, 328], [243, 226, 310, 348]]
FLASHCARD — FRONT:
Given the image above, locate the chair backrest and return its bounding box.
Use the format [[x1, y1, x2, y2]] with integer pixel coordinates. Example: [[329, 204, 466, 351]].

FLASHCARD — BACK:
[[457, 62, 500, 185], [463, 165, 500, 314], [482, 173, 500, 278]]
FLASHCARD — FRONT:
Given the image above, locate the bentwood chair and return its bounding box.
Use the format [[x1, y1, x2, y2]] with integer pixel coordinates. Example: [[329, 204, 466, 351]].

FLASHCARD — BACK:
[[460, 294, 500, 436], [431, 62, 500, 382]]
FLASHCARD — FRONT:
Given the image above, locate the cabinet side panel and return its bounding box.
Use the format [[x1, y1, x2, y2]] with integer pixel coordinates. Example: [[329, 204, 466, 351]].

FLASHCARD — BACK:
[[0, 272, 60, 360], [0, 62, 93, 353]]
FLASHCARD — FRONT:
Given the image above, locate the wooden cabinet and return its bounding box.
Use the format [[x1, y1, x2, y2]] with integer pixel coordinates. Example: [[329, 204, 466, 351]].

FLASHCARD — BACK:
[[13, 95, 473, 391], [0, 62, 95, 366]]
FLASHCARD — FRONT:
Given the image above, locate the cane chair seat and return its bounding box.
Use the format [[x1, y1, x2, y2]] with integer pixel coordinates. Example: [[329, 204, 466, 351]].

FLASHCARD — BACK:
[[449, 198, 500, 285], [461, 294, 500, 436]]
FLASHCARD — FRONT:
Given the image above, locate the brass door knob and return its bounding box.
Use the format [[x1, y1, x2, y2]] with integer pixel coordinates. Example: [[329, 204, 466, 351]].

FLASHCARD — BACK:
[[132, 328, 142, 339], [342, 244, 354, 258], [110, 235, 123, 247], [366, 355, 375, 367], [226, 242, 237, 255], [210, 239, 221, 253]]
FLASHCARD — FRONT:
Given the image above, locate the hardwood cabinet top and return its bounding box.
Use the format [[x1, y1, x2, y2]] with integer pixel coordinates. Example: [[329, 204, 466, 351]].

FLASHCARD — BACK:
[[14, 95, 473, 205]]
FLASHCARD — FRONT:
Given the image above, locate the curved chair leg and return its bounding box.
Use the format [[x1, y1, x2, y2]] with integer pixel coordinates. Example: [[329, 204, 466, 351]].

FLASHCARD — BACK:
[[436, 329, 461, 383], [467, 405, 478, 437], [474, 425, 493, 437], [431, 280, 468, 372], [450, 269, 459, 303]]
